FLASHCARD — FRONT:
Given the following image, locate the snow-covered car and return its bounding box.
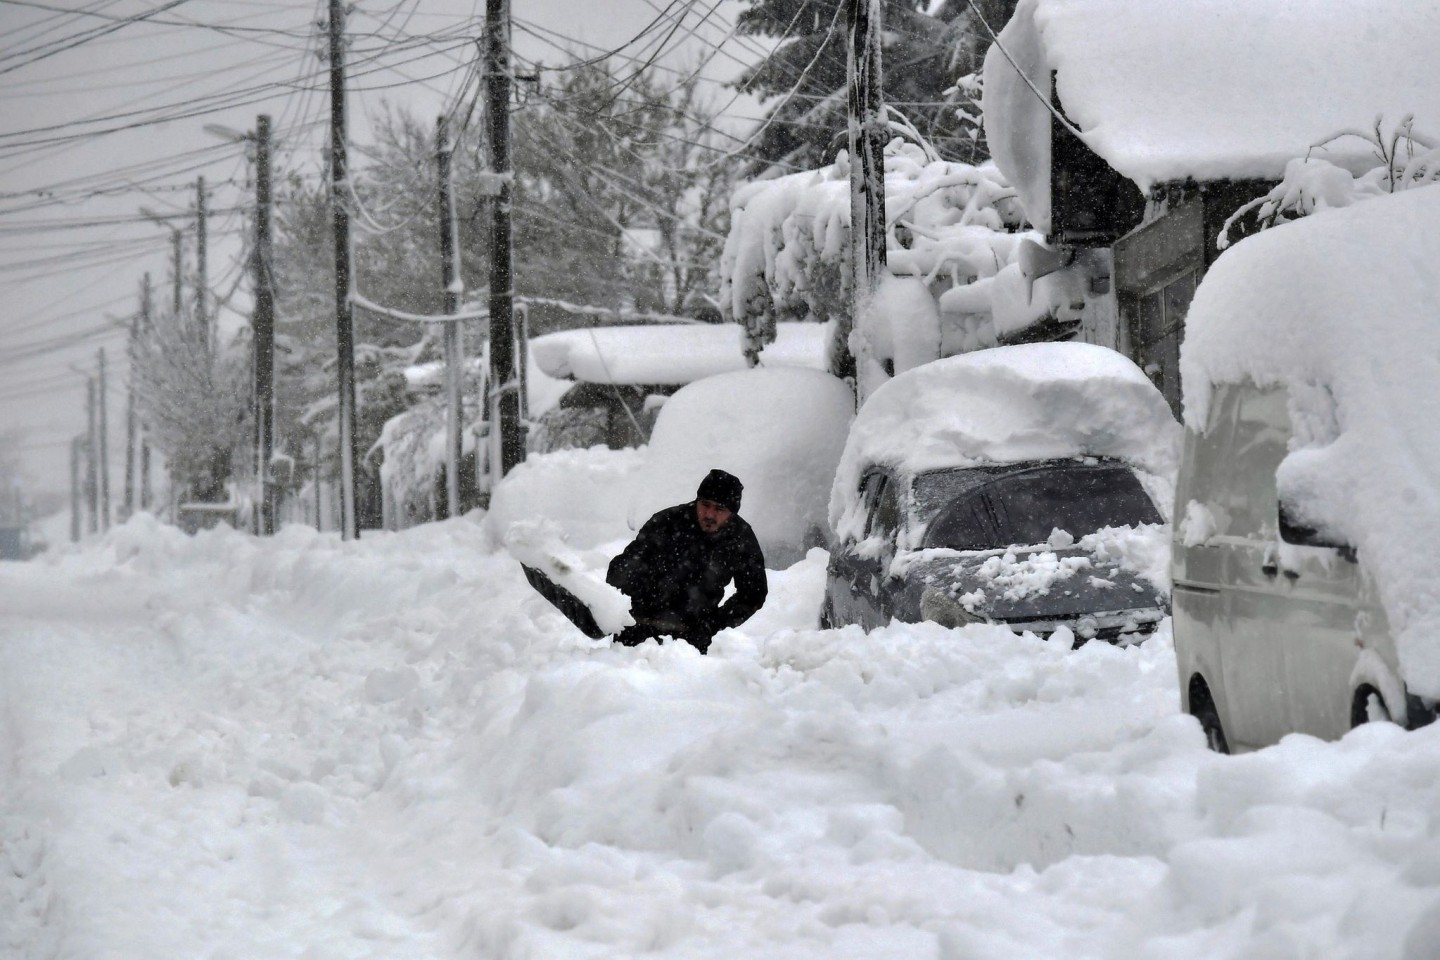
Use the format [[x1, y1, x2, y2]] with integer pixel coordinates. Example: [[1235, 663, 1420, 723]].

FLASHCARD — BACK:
[[527, 322, 829, 455], [821, 342, 1180, 642], [1174, 186, 1440, 752]]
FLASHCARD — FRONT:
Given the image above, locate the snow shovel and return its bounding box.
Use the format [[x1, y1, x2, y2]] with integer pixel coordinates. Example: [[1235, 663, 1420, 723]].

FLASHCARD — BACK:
[[519, 564, 607, 639]]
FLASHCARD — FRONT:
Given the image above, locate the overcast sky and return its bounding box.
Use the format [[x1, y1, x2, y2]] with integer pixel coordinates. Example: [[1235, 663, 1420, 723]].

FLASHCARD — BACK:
[[0, 0, 766, 501]]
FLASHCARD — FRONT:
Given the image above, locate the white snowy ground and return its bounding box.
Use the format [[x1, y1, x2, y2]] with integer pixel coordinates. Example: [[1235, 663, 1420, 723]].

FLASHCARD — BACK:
[[5, 452, 1440, 959]]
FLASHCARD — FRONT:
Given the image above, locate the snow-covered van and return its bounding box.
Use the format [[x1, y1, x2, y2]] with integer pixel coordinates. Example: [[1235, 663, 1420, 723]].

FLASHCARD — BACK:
[[1174, 186, 1440, 752], [821, 342, 1179, 642]]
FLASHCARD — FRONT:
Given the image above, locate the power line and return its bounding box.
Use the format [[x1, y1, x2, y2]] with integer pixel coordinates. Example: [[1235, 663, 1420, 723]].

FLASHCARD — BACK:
[[0, 0, 195, 78]]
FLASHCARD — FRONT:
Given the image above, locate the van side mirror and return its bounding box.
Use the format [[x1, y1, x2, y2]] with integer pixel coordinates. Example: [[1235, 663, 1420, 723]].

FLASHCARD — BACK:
[[1278, 501, 1357, 562]]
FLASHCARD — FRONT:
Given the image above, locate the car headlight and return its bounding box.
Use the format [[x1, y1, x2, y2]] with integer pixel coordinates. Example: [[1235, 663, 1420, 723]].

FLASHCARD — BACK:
[[920, 586, 986, 628]]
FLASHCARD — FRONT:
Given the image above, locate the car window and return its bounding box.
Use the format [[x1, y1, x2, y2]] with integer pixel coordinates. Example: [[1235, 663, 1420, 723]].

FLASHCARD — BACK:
[[1227, 384, 1290, 539], [1175, 382, 1241, 534], [922, 462, 1162, 550], [868, 475, 901, 541], [854, 472, 886, 541]]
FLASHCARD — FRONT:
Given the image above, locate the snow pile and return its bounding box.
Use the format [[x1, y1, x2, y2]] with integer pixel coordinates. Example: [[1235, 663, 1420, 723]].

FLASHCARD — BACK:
[[485, 445, 643, 550], [1079, 523, 1171, 593], [831, 341, 1180, 542], [8, 505, 1440, 957], [1180, 184, 1440, 696], [627, 368, 855, 567], [983, 0, 1440, 229], [966, 549, 1093, 604], [528, 321, 828, 386], [719, 140, 1036, 377]]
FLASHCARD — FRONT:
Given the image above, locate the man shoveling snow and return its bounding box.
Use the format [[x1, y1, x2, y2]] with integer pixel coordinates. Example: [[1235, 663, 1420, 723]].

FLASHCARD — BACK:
[[510, 468, 768, 653]]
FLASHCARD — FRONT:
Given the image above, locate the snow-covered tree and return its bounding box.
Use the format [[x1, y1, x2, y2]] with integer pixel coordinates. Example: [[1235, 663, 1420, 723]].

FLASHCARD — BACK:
[[1220, 116, 1440, 248], [732, 0, 1017, 174], [720, 138, 1029, 397], [130, 304, 248, 505]]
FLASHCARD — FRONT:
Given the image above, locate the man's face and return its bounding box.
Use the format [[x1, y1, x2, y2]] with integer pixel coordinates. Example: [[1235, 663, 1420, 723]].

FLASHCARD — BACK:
[[695, 499, 733, 534]]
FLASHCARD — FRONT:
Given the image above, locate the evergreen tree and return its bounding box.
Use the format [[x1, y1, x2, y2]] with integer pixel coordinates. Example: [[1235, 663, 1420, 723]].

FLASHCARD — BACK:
[[733, 0, 1017, 173]]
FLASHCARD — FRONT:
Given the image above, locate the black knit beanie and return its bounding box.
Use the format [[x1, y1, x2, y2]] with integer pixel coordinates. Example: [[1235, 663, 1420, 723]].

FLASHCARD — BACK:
[[696, 468, 743, 513]]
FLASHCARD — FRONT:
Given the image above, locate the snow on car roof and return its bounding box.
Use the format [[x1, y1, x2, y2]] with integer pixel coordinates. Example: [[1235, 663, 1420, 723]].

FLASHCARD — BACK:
[[1180, 185, 1440, 696], [983, 0, 1440, 229], [528, 322, 828, 386], [830, 342, 1180, 537]]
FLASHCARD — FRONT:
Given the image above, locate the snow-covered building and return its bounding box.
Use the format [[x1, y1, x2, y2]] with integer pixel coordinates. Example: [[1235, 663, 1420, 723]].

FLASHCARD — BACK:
[[982, 0, 1440, 413]]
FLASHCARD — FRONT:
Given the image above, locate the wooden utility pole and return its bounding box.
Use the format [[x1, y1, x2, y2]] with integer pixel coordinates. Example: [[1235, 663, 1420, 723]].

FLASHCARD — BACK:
[[840, 0, 888, 396], [313, 433, 323, 531], [196, 176, 209, 353], [328, 0, 359, 540], [515, 303, 528, 421], [485, 0, 523, 479], [140, 273, 152, 511], [69, 436, 81, 542], [97, 347, 111, 531], [437, 115, 463, 518], [84, 376, 97, 534], [253, 114, 276, 536], [124, 307, 137, 521], [171, 227, 183, 318]]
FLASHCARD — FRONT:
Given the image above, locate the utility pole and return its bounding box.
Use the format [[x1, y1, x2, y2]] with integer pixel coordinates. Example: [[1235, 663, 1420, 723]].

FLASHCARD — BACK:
[[97, 348, 110, 531], [171, 227, 184, 318], [140, 274, 152, 512], [437, 115, 464, 519], [70, 436, 81, 542], [196, 176, 209, 353], [313, 433, 323, 531], [328, 0, 359, 540], [485, 0, 523, 479], [840, 0, 888, 397], [124, 303, 137, 521], [515, 303, 529, 421], [253, 114, 276, 536], [84, 376, 97, 534]]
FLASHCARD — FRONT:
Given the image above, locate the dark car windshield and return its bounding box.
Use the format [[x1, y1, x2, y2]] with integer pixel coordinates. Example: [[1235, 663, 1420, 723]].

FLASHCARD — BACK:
[[920, 461, 1162, 551]]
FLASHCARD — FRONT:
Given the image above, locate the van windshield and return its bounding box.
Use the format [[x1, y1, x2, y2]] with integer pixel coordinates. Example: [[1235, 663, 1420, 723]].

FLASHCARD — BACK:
[[920, 461, 1161, 551]]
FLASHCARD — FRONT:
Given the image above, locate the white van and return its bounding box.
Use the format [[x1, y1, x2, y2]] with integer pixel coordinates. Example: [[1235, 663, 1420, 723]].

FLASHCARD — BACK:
[[1172, 378, 1436, 752], [1172, 186, 1440, 753]]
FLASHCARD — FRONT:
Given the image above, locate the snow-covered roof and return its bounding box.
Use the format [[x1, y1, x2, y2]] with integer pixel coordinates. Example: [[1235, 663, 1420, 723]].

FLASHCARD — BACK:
[[1180, 184, 1440, 696], [528, 321, 827, 386], [830, 342, 1180, 536], [983, 0, 1440, 231]]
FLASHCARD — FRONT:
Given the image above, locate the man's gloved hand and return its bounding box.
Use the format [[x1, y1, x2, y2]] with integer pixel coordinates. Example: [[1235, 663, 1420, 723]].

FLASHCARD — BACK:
[[693, 612, 723, 642]]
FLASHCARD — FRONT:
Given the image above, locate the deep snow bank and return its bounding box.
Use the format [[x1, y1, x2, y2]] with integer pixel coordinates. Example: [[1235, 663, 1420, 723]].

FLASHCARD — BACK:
[[4, 488, 1440, 958]]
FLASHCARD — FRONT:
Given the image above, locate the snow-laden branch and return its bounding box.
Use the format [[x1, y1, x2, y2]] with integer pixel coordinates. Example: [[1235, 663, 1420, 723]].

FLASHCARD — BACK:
[[351, 292, 489, 324]]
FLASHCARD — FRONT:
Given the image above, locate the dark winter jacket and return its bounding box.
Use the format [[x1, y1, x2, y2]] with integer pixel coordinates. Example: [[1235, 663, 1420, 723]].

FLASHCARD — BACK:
[[606, 501, 767, 651]]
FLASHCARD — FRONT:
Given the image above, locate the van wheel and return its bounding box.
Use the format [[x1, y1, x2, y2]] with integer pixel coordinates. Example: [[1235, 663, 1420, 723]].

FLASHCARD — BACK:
[[1189, 676, 1230, 754], [1351, 684, 1396, 728]]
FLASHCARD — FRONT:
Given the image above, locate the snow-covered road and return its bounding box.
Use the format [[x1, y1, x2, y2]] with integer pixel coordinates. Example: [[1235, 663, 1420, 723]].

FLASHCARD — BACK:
[[4, 503, 1440, 959]]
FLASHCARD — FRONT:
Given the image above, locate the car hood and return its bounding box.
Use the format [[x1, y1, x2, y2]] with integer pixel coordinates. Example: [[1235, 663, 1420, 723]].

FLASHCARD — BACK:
[[900, 545, 1168, 621]]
